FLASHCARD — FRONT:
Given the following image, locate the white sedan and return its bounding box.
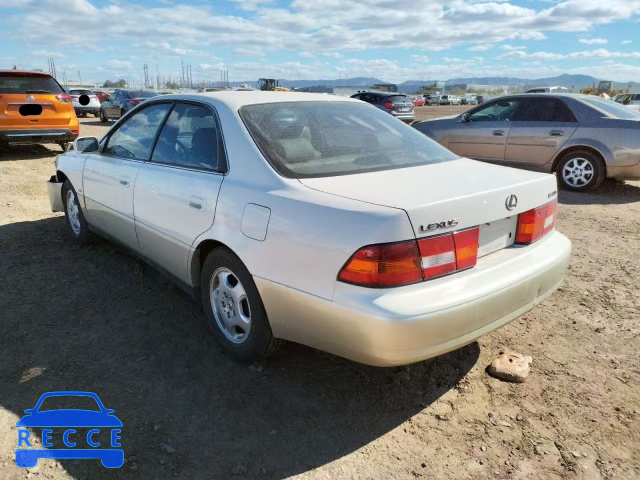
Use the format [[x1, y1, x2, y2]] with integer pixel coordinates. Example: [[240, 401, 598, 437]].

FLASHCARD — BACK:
[[47, 92, 571, 367]]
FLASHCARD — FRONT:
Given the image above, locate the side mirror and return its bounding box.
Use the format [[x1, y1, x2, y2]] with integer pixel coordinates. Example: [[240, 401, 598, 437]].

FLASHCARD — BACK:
[[73, 137, 99, 154], [461, 113, 470, 123]]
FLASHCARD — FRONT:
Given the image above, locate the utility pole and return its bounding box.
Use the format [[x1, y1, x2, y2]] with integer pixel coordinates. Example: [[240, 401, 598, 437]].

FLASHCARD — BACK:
[[156, 64, 159, 89], [181, 60, 185, 88], [79, 70, 82, 85], [143, 64, 149, 88]]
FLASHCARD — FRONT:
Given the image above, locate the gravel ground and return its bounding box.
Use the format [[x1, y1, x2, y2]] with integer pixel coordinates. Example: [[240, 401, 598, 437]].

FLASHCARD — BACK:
[[0, 108, 638, 480]]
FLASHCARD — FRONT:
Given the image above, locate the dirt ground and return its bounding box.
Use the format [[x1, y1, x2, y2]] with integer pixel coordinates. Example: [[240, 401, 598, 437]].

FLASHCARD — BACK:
[[0, 107, 639, 480]]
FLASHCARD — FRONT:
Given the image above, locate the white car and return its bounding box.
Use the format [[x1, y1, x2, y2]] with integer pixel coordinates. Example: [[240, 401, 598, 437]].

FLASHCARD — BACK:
[[68, 89, 101, 117], [47, 92, 571, 367]]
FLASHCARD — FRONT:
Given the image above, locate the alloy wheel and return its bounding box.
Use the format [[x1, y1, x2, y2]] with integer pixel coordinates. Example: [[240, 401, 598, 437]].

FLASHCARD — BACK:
[[562, 157, 594, 188], [209, 267, 252, 344], [66, 189, 82, 235]]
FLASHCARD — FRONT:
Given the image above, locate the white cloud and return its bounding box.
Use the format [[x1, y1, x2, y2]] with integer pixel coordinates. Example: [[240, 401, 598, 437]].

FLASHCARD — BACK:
[[579, 38, 608, 45], [32, 50, 66, 58], [499, 48, 640, 61], [468, 45, 491, 51], [299, 51, 314, 58], [411, 54, 430, 62], [500, 45, 526, 51], [621, 40, 632, 45]]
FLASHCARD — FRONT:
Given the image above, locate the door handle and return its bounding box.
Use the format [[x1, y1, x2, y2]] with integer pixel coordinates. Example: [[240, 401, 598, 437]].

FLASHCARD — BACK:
[[189, 195, 205, 210], [119, 174, 130, 186], [549, 130, 564, 137], [493, 130, 505, 136]]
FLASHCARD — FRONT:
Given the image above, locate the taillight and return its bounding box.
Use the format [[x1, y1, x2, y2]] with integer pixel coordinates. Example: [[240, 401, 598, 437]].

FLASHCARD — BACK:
[[56, 93, 74, 103], [515, 199, 557, 244], [418, 227, 480, 280], [129, 99, 142, 105], [382, 101, 394, 110], [338, 240, 422, 287], [339, 226, 480, 287]]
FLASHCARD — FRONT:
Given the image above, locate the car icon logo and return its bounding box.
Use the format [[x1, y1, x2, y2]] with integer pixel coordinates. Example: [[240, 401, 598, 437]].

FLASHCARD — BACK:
[[15, 391, 124, 469], [505, 194, 518, 211], [26, 95, 35, 103]]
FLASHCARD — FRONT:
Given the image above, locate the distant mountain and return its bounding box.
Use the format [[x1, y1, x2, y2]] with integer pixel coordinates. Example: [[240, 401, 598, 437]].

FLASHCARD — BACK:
[[228, 74, 637, 93]]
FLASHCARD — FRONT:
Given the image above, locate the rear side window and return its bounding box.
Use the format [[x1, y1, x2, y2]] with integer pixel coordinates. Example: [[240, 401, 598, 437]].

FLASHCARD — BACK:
[[511, 98, 577, 122], [152, 103, 223, 171], [103, 103, 172, 160], [0, 74, 64, 94]]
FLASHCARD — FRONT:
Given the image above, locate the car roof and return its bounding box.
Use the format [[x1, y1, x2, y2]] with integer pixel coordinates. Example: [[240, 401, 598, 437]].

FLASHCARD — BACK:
[[0, 69, 52, 76], [156, 91, 361, 110]]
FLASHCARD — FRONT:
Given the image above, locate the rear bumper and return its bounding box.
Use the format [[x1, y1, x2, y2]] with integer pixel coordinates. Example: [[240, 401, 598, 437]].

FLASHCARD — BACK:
[[391, 111, 415, 122], [74, 106, 100, 113], [607, 163, 640, 181], [0, 128, 77, 144], [257, 231, 571, 367]]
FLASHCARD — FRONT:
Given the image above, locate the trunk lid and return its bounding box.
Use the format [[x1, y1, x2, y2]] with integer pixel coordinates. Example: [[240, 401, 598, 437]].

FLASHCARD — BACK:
[[299, 158, 558, 256]]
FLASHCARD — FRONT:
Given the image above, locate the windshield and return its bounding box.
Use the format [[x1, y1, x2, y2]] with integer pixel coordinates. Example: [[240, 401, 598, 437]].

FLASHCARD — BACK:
[[581, 96, 640, 119], [240, 101, 458, 179], [38, 395, 101, 412], [0, 73, 64, 94]]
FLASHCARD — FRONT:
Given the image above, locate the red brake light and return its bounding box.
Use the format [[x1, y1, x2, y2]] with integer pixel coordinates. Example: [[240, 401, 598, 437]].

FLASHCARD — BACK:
[[56, 93, 74, 103], [382, 101, 394, 110], [338, 240, 422, 287], [417, 234, 456, 279], [339, 226, 480, 287], [129, 99, 142, 105], [453, 227, 480, 270], [515, 199, 557, 244]]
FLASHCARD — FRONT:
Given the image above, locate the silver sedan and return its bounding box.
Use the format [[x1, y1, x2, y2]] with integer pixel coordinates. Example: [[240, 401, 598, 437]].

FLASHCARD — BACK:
[[47, 92, 570, 366], [413, 93, 640, 191]]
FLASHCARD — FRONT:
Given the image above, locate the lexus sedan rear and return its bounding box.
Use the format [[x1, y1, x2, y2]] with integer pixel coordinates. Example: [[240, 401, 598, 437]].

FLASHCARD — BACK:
[[49, 92, 570, 366]]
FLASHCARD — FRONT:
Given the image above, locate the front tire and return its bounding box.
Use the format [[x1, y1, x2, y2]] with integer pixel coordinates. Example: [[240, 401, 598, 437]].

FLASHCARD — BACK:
[[99, 109, 109, 123], [62, 180, 93, 245], [557, 150, 605, 191], [201, 248, 281, 363]]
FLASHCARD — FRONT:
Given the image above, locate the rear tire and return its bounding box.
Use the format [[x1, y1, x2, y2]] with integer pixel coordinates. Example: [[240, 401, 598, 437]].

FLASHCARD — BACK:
[[62, 180, 93, 245], [557, 150, 605, 192], [99, 109, 108, 123], [201, 248, 281, 364]]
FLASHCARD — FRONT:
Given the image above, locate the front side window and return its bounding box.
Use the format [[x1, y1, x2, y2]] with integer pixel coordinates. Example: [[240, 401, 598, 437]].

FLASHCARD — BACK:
[[469, 98, 523, 122], [103, 103, 171, 160], [152, 103, 222, 171], [240, 101, 458, 178]]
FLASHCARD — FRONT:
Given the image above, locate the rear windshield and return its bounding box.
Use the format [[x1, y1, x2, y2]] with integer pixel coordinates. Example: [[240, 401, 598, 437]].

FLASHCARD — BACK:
[[240, 101, 458, 179], [129, 91, 157, 98], [581, 96, 640, 119], [69, 89, 93, 95], [387, 95, 409, 103], [0, 74, 64, 94]]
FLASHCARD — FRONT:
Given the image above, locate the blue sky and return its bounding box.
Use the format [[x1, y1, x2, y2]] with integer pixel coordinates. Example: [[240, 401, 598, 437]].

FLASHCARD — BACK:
[[1, 0, 639, 85]]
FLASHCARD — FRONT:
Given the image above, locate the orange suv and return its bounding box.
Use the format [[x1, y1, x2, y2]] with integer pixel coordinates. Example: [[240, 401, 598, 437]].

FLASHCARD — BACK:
[[0, 69, 79, 151]]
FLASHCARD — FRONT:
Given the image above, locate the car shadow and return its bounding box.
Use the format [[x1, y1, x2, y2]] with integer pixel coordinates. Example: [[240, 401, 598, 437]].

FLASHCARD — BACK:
[[558, 179, 640, 206], [0, 144, 60, 160], [0, 216, 480, 480], [80, 120, 112, 127]]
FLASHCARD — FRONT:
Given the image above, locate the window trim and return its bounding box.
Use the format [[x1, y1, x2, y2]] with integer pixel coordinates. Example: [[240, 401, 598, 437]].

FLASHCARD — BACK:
[[100, 101, 174, 162], [145, 99, 228, 175]]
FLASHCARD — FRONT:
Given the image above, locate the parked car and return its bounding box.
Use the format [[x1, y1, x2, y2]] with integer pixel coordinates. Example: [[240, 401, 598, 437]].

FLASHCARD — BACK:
[[99, 89, 158, 122], [475, 95, 485, 104], [461, 96, 478, 105], [93, 90, 110, 103], [439, 95, 461, 105], [526, 86, 569, 94], [0, 69, 78, 151], [48, 91, 570, 366], [68, 89, 101, 117], [351, 91, 414, 122], [412, 96, 425, 107], [413, 93, 640, 191], [426, 95, 441, 105]]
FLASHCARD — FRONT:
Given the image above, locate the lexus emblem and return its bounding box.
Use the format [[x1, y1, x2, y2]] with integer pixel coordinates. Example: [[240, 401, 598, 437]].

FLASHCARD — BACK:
[[505, 194, 518, 211], [26, 95, 35, 103]]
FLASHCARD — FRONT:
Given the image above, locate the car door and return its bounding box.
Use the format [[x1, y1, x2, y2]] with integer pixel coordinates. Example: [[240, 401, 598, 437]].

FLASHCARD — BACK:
[[447, 98, 524, 162], [103, 90, 119, 117], [82, 102, 172, 252], [133, 102, 226, 284], [505, 97, 577, 167]]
